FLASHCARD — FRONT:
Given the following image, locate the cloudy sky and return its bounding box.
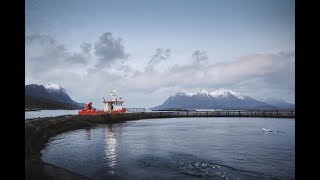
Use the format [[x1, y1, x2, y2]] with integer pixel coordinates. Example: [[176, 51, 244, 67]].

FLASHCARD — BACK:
[[25, 0, 295, 108]]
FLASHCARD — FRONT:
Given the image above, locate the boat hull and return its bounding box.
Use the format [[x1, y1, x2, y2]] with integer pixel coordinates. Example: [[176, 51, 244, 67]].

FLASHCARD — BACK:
[[78, 108, 126, 115]]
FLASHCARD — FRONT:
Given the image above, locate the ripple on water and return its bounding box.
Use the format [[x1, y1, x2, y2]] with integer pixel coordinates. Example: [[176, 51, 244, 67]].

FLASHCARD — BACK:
[[138, 153, 279, 180]]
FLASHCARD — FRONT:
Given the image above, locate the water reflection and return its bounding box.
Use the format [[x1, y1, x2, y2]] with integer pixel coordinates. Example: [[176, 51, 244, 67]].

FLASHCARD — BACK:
[[85, 129, 91, 140], [105, 124, 122, 175]]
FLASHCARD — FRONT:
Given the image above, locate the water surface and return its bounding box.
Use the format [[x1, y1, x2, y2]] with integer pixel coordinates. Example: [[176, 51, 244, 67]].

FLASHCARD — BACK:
[[41, 117, 295, 179], [25, 110, 79, 120]]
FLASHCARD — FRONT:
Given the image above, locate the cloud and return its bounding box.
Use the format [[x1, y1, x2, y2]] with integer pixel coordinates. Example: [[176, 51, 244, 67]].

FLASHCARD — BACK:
[[65, 43, 93, 64], [94, 32, 129, 68], [234, 77, 295, 103], [25, 33, 294, 107], [205, 51, 294, 84], [192, 50, 208, 65], [123, 51, 294, 102], [80, 42, 92, 55], [65, 53, 87, 64], [25, 33, 134, 104], [26, 34, 90, 66], [26, 35, 67, 81], [26, 35, 68, 64], [146, 48, 171, 71], [25, 34, 94, 89]]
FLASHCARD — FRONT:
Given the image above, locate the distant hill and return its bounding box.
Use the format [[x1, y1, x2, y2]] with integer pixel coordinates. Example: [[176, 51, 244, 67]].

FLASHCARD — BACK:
[[151, 88, 278, 110], [25, 95, 83, 110], [265, 98, 295, 110], [25, 83, 85, 110]]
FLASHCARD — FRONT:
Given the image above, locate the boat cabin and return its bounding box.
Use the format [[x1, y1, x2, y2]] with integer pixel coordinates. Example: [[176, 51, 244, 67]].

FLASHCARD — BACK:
[[103, 98, 124, 111]]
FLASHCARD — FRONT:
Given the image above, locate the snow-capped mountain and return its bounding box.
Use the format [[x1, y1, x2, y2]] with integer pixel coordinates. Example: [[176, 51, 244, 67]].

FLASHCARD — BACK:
[[176, 89, 196, 97], [209, 88, 246, 100], [25, 83, 85, 109], [44, 83, 78, 105], [265, 98, 295, 110], [44, 83, 66, 94], [151, 88, 277, 110]]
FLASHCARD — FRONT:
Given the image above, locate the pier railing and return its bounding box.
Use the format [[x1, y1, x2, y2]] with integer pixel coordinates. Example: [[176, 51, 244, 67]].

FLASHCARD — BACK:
[[126, 108, 147, 112], [127, 110, 295, 118]]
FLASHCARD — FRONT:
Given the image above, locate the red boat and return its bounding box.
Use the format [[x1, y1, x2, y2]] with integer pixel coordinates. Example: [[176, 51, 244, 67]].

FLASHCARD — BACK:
[[78, 91, 127, 115]]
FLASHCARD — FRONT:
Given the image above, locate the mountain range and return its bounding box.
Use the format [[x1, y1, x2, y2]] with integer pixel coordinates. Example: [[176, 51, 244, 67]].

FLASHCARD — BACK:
[[25, 83, 85, 110], [151, 88, 294, 110], [264, 98, 295, 109]]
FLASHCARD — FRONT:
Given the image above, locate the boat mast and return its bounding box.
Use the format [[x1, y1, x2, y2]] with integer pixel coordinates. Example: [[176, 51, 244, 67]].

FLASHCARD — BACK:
[[110, 90, 117, 100]]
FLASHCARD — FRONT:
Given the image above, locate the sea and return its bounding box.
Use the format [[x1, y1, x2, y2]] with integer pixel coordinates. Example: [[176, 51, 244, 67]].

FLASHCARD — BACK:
[[25, 110, 79, 120], [41, 117, 295, 179]]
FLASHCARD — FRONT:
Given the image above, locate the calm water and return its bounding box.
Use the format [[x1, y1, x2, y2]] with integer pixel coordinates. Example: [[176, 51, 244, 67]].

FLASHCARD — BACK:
[[41, 117, 295, 180], [25, 110, 79, 120]]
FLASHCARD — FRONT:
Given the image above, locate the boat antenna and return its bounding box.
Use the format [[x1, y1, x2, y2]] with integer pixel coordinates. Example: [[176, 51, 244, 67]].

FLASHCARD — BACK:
[[109, 90, 117, 100]]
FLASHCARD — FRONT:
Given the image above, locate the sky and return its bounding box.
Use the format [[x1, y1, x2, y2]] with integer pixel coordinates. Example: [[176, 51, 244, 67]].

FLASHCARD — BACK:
[[25, 0, 295, 108]]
